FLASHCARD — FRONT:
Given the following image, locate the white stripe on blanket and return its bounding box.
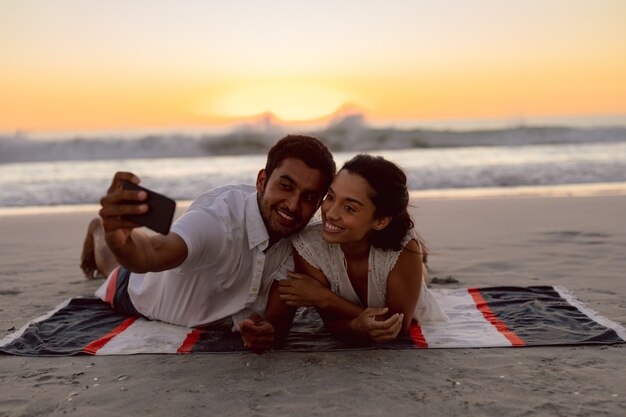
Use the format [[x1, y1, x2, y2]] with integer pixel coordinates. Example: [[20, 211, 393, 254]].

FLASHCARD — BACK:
[[422, 289, 512, 348], [96, 319, 192, 355]]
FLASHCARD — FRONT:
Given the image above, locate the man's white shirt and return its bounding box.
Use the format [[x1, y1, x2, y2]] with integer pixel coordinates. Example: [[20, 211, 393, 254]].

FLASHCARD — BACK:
[[106, 184, 293, 328]]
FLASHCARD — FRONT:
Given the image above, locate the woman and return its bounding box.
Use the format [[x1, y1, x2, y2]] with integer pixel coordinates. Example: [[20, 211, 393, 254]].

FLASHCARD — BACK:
[[262, 154, 448, 347]]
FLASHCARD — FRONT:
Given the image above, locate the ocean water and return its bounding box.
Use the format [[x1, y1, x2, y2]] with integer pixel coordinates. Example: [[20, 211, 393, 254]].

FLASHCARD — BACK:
[[1, 141, 626, 208]]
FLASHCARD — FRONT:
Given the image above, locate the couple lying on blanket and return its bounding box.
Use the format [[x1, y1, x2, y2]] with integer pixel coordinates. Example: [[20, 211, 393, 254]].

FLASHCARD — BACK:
[[81, 135, 447, 354]]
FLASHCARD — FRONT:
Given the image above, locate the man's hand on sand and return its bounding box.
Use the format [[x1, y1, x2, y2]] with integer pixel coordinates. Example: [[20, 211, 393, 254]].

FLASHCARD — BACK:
[[350, 307, 403, 343], [99, 172, 148, 249], [237, 313, 275, 354]]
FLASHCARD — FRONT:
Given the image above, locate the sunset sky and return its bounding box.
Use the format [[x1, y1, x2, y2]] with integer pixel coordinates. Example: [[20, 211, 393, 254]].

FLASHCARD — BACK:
[[1, 0, 625, 134]]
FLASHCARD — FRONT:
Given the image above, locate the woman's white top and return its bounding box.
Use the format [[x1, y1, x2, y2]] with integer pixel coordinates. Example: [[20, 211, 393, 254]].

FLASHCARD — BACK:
[[293, 223, 448, 323]]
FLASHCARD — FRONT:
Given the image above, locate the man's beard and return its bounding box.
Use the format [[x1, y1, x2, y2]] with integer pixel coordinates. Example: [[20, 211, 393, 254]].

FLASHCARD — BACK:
[[257, 191, 303, 240]]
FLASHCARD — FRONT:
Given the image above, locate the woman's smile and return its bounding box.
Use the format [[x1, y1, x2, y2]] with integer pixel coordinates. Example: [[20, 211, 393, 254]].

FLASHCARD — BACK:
[[323, 220, 345, 233]]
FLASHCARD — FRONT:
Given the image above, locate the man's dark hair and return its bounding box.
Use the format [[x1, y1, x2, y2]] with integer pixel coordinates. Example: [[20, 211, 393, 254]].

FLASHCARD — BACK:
[[264, 135, 336, 191]]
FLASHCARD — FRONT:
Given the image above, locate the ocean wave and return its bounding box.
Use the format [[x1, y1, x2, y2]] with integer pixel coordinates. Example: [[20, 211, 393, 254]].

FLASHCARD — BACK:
[[3, 116, 626, 164]]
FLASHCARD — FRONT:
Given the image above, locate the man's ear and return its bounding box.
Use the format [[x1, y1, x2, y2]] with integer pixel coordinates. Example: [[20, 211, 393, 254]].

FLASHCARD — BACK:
[[373, 216, 392, 231], [256, 169, 267, 192]]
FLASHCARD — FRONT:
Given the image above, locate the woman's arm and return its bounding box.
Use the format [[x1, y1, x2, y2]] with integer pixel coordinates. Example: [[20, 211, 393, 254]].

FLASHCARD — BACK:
[[251, 248, 351, 351], [385, 239, 424, 334], [284, 249, 402, 343], [278, 249, 363, 318], [320, 307, 403, 344]]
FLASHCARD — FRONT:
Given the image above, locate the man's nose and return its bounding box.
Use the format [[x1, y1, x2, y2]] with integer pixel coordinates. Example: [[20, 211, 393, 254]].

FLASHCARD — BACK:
[[285, 193, 299, 212]]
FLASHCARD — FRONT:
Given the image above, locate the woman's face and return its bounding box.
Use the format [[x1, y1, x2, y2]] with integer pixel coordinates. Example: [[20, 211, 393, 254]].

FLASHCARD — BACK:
[[320, 170, 388, 245]]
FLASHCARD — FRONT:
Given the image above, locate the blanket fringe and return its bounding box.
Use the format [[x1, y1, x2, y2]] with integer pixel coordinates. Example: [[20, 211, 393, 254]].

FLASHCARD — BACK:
[[554, 286, 626, 341]]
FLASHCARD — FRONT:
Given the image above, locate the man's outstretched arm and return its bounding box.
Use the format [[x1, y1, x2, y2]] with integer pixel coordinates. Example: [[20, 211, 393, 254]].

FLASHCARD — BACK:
[[99, 171, 187, 273]]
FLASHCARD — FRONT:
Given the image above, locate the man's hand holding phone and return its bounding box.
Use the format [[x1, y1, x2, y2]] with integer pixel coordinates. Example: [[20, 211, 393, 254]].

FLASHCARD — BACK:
[[99, 172, 176, 251], [99, 172, 186, 274], [120, 180, 176, 235]]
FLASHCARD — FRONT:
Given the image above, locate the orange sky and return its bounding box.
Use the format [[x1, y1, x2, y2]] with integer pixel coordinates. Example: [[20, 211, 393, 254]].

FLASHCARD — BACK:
[[1, 0, 625, 133]]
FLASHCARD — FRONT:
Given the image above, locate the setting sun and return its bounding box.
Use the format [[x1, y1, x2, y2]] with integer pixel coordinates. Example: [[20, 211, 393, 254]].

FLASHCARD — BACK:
[[200, 81, 351, 122]]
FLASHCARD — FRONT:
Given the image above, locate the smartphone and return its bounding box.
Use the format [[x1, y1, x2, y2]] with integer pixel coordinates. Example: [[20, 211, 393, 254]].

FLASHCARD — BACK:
[[121, 181, 176, 234]]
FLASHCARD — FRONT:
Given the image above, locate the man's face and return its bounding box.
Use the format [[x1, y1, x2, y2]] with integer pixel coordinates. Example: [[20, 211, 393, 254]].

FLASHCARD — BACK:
[[256, 158, 326, 242]]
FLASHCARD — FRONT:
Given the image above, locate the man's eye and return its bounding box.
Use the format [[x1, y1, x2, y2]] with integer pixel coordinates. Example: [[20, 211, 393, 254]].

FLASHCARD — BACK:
[[324, 194, 334, 202], [280, 183, 292, 190], [344, 205, 355, 213]]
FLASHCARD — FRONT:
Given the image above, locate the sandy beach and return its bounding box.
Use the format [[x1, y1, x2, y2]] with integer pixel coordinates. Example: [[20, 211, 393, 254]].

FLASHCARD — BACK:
[[1, 193, 625, 416]]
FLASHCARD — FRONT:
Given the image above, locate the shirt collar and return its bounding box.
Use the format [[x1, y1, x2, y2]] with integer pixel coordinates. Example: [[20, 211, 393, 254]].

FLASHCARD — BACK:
[[245, 192, 269, 251]]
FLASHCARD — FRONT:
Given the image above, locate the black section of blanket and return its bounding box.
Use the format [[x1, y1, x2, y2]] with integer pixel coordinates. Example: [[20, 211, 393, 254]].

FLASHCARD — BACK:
[[0, 298, 128, 356], [478, 286, 623, 345]]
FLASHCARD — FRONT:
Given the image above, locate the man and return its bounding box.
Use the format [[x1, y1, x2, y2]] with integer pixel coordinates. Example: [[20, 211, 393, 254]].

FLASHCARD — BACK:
[[80, 135, 336, 353]]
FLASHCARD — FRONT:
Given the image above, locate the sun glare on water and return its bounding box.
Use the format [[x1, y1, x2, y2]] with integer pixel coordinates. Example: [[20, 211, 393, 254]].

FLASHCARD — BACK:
[[202, 81, 349, 122]]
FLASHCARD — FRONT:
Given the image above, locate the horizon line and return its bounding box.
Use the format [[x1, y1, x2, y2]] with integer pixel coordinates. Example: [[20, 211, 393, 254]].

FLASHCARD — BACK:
[[4, 112, 626, 140]]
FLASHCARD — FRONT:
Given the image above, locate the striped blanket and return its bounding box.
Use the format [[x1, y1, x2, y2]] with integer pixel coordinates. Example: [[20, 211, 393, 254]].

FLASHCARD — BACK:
[[1, 286, 624, 355]]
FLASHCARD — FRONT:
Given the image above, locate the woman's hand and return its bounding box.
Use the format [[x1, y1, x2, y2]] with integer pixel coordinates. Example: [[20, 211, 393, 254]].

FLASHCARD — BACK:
[[277, 271, 330, 308], [350, 307, 403, 343]]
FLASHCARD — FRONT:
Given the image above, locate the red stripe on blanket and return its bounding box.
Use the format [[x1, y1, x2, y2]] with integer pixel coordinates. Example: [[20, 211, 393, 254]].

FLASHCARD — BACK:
[[409, 321, 428, 348], [104, 267, 120, 306], [177, 329, 202, 354], [83, 317, 138, 355], [468, 288, 525, 346]]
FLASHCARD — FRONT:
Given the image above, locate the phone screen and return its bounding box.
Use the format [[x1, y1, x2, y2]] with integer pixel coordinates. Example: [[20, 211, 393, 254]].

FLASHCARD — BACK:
[[121, 181, 176, 234]]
